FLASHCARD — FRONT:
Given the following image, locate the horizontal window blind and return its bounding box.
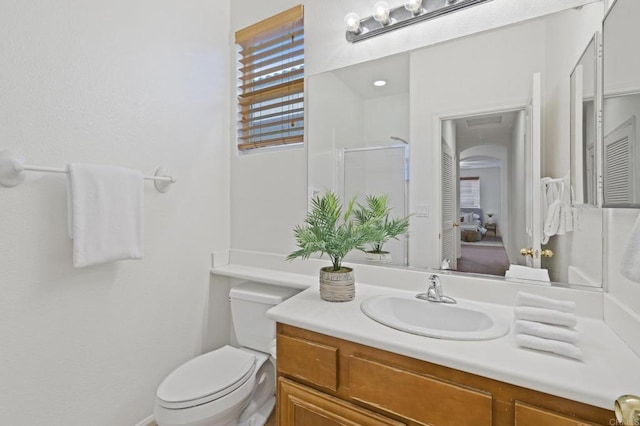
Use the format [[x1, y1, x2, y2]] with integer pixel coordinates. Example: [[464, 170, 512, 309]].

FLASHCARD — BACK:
[[235, 5, 304, 151], [460, 177, 481, 208]]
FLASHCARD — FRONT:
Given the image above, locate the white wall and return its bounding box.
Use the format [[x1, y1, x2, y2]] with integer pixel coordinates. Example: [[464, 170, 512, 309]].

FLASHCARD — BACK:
[[307, 72, 363, 196], [0, 2, 230, 425], [509, 111, 528, 265], [363, 94, 410, 146]]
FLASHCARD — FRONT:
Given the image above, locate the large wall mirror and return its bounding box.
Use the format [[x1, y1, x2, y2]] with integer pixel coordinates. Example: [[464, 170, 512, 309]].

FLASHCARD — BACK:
[[308, 5, 606, 288], [603, 0, 640, 208]]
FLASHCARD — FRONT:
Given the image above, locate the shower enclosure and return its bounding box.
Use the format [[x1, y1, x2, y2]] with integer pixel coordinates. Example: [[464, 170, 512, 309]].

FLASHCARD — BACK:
[[338, 143, 409, 265]]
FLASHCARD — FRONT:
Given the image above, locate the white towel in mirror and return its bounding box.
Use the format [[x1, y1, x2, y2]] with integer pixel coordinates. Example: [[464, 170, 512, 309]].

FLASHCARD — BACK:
[[505, 265, 550, 283]]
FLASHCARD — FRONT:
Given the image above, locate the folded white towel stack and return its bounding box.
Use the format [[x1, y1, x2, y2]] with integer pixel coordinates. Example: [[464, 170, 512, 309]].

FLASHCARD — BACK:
[[516, 292, 577, 313], [67, 163, 144, 268], [514, 292, 582, 360]]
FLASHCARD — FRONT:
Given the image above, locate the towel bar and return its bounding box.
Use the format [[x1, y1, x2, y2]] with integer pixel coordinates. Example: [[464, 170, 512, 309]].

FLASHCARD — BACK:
[[0, 150, 175, 193]]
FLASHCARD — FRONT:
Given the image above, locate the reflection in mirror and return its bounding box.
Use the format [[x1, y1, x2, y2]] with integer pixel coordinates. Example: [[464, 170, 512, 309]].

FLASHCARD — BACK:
[[564, 34, 604, 289], [570, 35, 599, 207], [307, 6, 605, 288], [603, 0, 640, 208], [441, 110, 525, 278], [342, 144, 409, 265], [307, 53, 410, 265]]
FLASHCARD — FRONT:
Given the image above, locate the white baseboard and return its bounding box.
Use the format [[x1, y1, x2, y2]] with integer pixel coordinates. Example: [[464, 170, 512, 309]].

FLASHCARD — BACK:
[[135, 414, 155, 426]]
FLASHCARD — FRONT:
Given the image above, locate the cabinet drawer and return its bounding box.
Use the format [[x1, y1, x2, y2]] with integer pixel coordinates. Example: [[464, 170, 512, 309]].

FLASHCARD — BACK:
[[515, 401, 601, 426], [349, 355, 492, 425], [279, 378, 405, 426], [277, 334, 339, 391]]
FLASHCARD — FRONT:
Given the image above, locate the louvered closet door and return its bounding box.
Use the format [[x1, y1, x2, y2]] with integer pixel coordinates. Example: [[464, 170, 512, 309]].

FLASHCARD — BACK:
[[604, 116, 637, 206], [441, 134, 458, 269]]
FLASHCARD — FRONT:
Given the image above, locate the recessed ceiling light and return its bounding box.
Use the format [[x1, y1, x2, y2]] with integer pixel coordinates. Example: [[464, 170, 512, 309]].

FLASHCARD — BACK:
[[373, 80, 387, 87]]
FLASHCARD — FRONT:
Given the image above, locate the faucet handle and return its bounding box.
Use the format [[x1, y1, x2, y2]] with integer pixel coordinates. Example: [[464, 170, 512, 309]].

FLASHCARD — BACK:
[[428, 274, 442, 295], [422, 274, 456, 304]]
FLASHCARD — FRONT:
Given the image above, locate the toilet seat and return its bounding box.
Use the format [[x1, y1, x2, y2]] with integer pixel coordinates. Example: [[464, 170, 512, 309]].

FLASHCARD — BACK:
[[157, 346, 256, 410]]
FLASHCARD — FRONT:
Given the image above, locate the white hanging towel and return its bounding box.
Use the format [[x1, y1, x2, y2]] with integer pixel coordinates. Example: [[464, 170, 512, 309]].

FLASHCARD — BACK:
[[67, 164, 144, 268], [620, 212, 640, 283], [542, 179, 573, 244]]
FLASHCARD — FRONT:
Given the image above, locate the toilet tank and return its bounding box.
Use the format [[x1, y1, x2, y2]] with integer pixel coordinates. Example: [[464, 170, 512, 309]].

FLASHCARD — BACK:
[[230, 282, 300, 353]]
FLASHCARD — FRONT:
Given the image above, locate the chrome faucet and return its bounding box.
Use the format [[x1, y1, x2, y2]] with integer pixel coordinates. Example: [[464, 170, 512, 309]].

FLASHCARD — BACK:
[[416, 274, 457, 304]]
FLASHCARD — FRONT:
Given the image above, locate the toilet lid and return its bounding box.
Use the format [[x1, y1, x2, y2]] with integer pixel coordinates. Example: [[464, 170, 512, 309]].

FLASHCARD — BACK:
[[157, 346, 256, 409]]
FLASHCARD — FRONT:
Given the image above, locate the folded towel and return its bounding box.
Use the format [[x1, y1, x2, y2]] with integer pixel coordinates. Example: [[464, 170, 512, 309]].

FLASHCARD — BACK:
[[515, 320, 579, 344], [516, 292, 576, 313], [516, 334, 583, 360], [505, 265, 550, 283], [620, 212, 640, 284], [514, 306, 577, 327], [67, 164, 144, 268]]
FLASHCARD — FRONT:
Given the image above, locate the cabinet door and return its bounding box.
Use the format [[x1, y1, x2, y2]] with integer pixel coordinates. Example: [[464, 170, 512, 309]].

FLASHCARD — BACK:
[[515, 401, 601, 426], [349, 355, 492, 425], [278, 378, 405, 426]]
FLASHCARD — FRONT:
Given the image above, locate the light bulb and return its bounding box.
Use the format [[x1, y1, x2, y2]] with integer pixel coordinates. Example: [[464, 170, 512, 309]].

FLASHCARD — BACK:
[[344, 12, 362, 33], [404, 0, 423, 14], [372, 1, 391, 25]]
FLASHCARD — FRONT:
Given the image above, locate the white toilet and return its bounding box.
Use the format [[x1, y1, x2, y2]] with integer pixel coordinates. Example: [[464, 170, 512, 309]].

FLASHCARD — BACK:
[[154, 282, 299, 426]]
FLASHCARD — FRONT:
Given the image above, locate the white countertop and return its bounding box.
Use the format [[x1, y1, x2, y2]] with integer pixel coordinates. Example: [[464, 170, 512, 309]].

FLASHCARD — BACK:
[[267, 282, 640, 410]]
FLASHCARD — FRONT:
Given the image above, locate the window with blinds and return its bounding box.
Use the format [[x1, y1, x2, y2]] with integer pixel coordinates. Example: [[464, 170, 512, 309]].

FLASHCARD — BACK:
[[235, 5, 304, 151], [460, 177, 481, 208]]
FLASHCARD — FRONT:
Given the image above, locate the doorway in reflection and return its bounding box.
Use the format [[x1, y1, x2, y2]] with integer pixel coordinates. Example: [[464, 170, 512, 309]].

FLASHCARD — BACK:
[[442, 109, 527, 276]]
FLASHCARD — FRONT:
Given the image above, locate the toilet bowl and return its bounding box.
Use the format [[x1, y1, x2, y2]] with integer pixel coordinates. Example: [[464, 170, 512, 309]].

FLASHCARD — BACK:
[[154, 283, 299, 426]]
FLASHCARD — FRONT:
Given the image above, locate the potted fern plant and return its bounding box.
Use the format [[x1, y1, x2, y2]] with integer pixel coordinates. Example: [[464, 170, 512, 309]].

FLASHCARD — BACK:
[[355, 194, 410, 264], [287, 191, 375, 302]]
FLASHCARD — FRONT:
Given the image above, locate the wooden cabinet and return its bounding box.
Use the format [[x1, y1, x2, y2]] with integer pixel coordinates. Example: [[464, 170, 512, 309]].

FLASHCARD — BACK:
[[277, 324, 615, 426], [279, 378, 405, 426], [514, 402, 602, 426]]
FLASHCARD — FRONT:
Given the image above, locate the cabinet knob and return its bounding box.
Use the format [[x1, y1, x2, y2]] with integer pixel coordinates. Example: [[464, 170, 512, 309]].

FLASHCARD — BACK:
[[616, 395, 640, 426], [541, 249, 554, 258]]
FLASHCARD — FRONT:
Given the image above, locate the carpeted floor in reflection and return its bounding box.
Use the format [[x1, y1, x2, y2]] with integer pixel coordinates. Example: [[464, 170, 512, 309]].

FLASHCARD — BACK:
[[456, 243, 510, 276]]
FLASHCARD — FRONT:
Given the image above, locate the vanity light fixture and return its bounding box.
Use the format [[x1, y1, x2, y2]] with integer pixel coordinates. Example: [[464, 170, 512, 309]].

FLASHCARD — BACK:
[[372, 1, 392, 25], [344, 12, 362, 34], [404, 0, 423, 15], [345, 0, 493, 43]]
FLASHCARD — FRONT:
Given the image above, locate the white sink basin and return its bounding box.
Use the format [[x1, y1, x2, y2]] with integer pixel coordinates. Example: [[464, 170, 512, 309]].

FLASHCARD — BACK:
[[361, 293, 509, 341]]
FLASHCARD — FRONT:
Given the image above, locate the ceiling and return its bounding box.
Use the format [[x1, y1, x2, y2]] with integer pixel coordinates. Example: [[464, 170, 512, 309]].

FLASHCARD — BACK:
[[455, 110, 519, 151], [332, 52, 410, 99]]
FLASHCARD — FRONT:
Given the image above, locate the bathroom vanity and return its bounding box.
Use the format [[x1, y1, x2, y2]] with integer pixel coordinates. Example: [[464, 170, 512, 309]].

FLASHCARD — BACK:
[[265, 282, 640, 426], [276, 324, 612, 425]]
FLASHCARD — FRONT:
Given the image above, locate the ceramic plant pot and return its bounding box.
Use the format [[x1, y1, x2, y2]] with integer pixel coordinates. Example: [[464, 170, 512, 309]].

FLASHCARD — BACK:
[[365, 251, 392, 264], [319, 266, 355, 302]]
